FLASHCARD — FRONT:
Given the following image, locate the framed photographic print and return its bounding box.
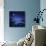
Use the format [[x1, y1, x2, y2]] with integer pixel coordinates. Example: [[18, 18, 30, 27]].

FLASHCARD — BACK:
[[9, 11, 25, 27]]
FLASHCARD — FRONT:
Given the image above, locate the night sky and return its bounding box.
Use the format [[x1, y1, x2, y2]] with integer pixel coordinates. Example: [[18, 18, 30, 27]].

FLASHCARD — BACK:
[[9, 11, 25, 27]]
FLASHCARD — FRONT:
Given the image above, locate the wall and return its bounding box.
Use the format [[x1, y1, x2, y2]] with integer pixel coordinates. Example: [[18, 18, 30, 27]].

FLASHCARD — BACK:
[[40, 0, 46, 27], [4, 0, 40, 42], [40, 0, 46, 45]]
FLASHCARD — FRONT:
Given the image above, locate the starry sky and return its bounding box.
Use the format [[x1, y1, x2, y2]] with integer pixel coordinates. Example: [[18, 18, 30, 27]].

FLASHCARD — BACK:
[[9, 11, 25, 27]]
